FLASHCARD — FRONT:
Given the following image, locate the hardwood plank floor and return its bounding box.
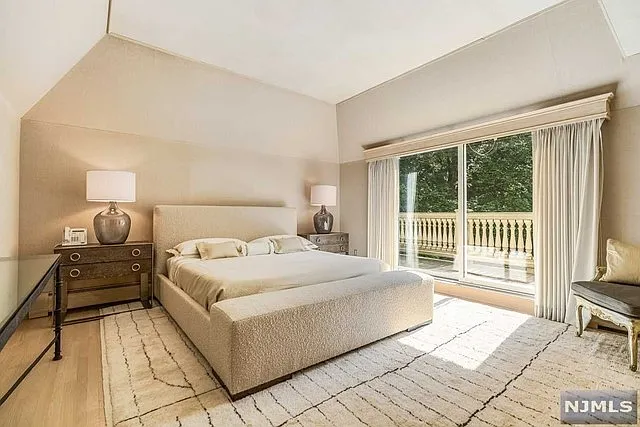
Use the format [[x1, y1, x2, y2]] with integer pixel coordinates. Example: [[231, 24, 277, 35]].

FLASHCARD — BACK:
[[0, 317, 105, 427]]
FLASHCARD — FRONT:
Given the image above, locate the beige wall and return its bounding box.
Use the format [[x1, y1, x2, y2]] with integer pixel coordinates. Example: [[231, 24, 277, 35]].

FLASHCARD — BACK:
[[0, 92, 20, 256], [19, 120, 339, 255], [26, 36, 339, 163], [601, 105, 640, 246], [19, 36, 340, 255], [338, 0, 640, 255], [340, 160, 368, 256]]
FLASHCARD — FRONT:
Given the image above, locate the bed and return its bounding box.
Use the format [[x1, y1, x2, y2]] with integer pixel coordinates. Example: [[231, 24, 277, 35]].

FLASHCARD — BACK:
[[168, 250, 389, 308], [153, 205, 434, 399]]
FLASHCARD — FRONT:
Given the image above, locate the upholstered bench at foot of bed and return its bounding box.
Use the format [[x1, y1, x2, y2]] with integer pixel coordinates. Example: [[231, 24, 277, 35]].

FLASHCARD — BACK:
[[209, 270, 434, 399]]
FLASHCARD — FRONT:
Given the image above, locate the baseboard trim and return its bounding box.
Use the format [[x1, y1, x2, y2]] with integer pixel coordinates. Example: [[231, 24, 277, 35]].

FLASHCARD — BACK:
[[434, 280, 534, 315]]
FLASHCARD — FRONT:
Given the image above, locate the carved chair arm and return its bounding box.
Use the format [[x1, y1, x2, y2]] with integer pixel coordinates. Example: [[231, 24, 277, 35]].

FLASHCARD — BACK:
[[594, 266, 607, 281]]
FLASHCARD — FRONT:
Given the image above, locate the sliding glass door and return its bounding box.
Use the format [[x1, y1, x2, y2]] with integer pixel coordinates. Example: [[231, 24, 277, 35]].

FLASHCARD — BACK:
[[399, 147, 459, 280], [398, 133, 534, 293], [464, 135, 533, 292]]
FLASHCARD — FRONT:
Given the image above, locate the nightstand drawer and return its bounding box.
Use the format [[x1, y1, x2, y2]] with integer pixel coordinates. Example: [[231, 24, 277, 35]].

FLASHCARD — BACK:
[[317, 244, 349, 254], [56, 244, 152, 265], [308, 234, 348, 245], [67, 285, 140, 310], [66, 274, 140, 291], [61, 259, 152, 281]]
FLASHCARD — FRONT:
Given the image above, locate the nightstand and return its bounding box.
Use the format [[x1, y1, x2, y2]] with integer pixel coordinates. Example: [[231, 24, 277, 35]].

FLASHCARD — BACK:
[[53, 241, 153, 316], [298, 232, 349, 254]]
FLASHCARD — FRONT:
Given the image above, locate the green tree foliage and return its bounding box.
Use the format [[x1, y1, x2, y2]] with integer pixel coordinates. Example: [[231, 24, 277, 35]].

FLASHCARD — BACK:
[[399, 133, 532, 212], [399, 147, 458, 213]]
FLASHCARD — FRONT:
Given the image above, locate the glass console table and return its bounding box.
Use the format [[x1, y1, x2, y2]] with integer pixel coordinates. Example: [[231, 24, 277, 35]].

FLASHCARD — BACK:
[[0, 254, 62, 406]]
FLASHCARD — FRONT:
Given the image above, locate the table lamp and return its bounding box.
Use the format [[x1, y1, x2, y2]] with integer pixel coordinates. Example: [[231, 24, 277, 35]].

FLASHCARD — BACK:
[[86, 171, 136, 244], [310, 185, 336, 234]]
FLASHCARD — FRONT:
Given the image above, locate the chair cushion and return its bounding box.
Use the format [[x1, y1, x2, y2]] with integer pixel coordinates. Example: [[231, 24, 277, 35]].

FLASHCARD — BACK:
[[572, 280, 640, 317]]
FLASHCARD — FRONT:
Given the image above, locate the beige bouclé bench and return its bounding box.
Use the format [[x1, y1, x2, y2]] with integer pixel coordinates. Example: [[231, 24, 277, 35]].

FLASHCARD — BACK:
[[208, 270, 434, 399]]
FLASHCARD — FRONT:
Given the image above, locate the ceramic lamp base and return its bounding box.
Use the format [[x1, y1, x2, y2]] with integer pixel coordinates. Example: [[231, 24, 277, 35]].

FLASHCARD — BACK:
[[313, 205, 334, 234], [94, 201, 131, 244]]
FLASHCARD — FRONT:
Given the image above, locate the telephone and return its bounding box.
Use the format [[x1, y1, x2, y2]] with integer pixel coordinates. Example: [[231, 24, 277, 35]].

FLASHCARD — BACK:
[[62, 227, 88, 246]]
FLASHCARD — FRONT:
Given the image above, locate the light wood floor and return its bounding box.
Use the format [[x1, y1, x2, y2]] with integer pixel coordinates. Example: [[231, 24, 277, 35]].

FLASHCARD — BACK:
[[0, 317, 105, 427]]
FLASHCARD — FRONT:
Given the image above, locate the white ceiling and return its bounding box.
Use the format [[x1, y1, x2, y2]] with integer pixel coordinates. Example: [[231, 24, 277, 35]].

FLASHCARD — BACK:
[[109, 0, 564, 104], [0, 0, 107, 115], [601, 0, 640, 57]]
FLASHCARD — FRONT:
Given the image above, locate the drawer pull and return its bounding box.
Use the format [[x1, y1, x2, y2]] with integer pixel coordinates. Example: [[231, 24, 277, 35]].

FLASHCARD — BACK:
[[314, 237, 321, 243], [131, 248, 141, 257], [131, 263, 141, 272], [340, 236, 346, 242], [70, 252, 81, 261], [69, 268, 80, 278], [340, 245, 346, 251]]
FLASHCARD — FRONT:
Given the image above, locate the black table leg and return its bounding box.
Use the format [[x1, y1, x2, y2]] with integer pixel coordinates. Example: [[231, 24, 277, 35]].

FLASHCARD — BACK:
[[0, 259, 62, 406], [53, 266, 62, 361]]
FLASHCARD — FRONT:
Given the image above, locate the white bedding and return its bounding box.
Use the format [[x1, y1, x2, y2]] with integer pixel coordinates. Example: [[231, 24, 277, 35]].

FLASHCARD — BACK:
[[167, 251, 389, 309]]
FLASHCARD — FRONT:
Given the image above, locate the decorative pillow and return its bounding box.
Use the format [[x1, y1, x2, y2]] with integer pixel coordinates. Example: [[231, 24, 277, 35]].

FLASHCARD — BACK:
[[602, 238, 640, 285], [173, 238, 246, 257], [245, 241, 272, 256], [248, 235, 318, 251], [272, 236, 306, 254], [196, 241, 243, 260]]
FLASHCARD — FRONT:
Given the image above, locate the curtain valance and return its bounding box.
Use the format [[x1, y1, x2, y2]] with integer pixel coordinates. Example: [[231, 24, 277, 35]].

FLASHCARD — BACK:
[[363, 92, 613, 162]]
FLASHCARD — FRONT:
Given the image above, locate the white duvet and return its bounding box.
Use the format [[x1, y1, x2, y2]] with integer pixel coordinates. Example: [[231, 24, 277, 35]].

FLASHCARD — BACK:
[[167, 251, 389, 309]]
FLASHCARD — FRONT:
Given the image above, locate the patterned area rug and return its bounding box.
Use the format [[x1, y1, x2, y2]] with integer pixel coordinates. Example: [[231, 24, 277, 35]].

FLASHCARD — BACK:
[[100, 301, 145, 316], [101, 296, 640, 426]]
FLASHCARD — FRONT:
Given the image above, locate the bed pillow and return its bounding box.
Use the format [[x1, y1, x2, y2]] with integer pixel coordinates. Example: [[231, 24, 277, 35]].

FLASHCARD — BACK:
[[271, 236, 307, 254], [248, 235, 318, 251], [165, 249, 200, 260], [603, 238, 640, 285], [245, 241, 272, 256], [196, 241, 243, 260], [173, 238, 246, 257]]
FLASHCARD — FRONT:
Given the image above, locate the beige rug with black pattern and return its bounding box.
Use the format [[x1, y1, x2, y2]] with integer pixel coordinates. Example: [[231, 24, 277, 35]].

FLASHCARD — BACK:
[[100, 296, 640, 427]]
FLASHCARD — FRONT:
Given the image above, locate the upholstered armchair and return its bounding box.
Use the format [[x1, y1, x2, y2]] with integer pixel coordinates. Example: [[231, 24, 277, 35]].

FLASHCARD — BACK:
[[572, 266, 640, 371]]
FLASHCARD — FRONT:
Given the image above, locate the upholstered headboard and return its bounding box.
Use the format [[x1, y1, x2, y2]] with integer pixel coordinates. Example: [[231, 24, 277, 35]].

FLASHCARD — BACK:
[[153, 205, 297, 276]]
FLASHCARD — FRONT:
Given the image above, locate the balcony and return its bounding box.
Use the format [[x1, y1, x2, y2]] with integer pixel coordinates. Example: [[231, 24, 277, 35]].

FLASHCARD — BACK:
[[399, 212, 534, 287]]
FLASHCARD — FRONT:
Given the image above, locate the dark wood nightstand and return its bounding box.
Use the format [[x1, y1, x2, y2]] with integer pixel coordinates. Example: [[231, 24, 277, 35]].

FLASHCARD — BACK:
[[298, 232, 349, 254], [53, 241, 153, 316]]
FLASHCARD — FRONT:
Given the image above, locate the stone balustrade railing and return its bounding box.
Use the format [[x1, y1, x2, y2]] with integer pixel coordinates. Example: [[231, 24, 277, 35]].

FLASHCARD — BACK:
[[399, 212, 534, 265]]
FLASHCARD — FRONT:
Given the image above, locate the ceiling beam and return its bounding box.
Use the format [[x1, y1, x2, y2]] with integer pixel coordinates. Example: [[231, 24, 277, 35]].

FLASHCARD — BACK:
[[106, 0, 113, 34]]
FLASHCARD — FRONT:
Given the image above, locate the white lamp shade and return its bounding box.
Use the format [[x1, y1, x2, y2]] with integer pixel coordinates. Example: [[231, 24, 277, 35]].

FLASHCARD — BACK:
[[86, 171, 136, 202], [310, 185, 336, 206]]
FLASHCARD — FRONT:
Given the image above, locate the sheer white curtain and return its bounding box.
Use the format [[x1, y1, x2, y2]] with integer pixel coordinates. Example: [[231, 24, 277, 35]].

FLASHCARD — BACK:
[[533, 118, 604, 323], [368, 158, 399, 268]]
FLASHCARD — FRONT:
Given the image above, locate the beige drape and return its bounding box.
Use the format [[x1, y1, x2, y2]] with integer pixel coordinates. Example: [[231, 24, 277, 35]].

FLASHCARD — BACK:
[[533, 118, 603, 323], [368, 158, 399, 268]]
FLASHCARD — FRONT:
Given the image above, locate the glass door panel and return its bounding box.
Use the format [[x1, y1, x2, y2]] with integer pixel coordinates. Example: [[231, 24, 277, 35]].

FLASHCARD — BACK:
[[464, 134, 534, 292], [399, 148, 459, 280]]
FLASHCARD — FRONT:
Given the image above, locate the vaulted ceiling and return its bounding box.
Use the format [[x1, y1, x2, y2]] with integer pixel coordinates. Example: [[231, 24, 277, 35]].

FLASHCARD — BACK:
[[109, 0, 566, 103], [600, 0, 640, 57], [0, 0, 107, 116], [2, 0, 639, 116]]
